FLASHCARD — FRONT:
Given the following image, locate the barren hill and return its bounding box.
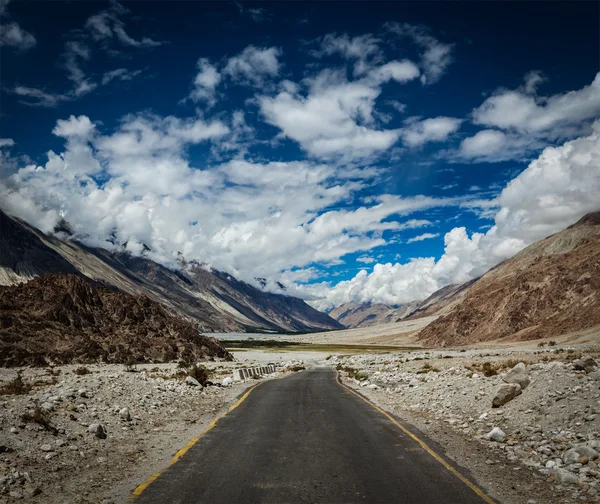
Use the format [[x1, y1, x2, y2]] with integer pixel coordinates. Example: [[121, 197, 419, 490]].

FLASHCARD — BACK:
[[418, 212, 600, 346], [329, 302, 419, 328], [0, 210, 342, 333], [0, 274, 232, 367]]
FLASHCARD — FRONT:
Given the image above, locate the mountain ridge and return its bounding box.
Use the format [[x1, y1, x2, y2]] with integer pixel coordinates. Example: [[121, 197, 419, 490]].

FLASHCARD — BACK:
[[0, 210, 342, 333]]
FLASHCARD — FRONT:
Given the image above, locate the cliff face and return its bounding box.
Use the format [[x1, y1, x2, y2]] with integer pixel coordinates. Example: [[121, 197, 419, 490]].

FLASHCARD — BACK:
[[329, 302, 419, 328], [0, 210, 342, 333], [417, 212, 600, 346], [0, 274, 232, 367]]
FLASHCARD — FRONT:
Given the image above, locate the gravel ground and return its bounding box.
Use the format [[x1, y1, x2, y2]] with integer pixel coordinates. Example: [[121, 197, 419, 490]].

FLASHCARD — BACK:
[[333, 345, 600, 504], [0, 357, 302, 504]]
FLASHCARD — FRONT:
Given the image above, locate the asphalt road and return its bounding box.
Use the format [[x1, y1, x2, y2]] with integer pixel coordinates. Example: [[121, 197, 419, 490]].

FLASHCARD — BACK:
[[133, 368, 494, 504]]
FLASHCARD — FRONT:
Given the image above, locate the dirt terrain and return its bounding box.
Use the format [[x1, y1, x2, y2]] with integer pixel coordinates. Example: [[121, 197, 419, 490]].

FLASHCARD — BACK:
[[333, 344, 600, 503], [0, 358, 303, 504]]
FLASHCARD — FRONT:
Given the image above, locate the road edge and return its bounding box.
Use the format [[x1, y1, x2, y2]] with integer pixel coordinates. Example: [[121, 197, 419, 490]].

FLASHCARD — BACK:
[[335, 371, 498, 504], [128, 381, 264, 501]]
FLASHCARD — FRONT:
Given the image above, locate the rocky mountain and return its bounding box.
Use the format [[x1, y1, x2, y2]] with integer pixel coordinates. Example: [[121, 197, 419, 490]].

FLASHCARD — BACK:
[[0, 210, 342, 333], [329, 302, 419, 328], [418, 212, 600, 346], [0, 274, 231, 367]]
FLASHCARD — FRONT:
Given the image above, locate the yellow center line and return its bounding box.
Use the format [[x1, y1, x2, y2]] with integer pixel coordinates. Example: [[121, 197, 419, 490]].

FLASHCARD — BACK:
[[335, 371, 497, 504], [129, 381, 264, 501]]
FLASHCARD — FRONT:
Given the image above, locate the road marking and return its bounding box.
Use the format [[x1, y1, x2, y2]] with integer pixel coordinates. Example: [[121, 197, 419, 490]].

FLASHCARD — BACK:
[[335, 372, 497, 504], [129, 382, 263, 501]]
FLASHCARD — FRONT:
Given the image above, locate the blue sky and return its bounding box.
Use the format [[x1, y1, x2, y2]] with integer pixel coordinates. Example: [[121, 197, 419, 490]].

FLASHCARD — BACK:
[[1, 0, 599, 309]]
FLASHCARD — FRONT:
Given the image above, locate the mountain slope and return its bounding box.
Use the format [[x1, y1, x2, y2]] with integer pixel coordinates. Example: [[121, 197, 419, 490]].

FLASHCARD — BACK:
[[329, 302, 419, 328], [418, 212, 600, 346], [0, 274, 231, 367], [0, 210, 341, 333]]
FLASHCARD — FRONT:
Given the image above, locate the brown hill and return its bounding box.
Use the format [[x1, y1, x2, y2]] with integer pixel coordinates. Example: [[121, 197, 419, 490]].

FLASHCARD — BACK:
[[0, 210, 342, 333], [0, 274, 231, 367], [418, 212, 600, 346], [329, 302, 419, 328]]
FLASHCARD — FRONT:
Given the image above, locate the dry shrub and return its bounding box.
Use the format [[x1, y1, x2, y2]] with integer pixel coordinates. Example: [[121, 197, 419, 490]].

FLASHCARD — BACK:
[[0, 373, 33, 395], [21, 405, 57, 434], [73, 366, 91, 376], [188, 364, 210, 386]]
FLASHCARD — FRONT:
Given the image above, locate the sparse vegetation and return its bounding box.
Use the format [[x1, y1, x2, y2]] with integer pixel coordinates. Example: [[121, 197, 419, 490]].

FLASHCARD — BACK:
[[416, 362, 440, 374], [124, 357, 138, 372], [188, 364, 210, 386], [0, 373, 33, 395], [73, 366, 91, 375], [289, 365, 306, 372], [21, 404, 57, 434]]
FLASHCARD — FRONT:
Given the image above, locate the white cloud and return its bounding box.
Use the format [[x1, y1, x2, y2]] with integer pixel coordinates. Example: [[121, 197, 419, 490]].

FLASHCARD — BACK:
[[8, 2, 159, 107], [10, 86, 69, 108], [302, 122, 600, 309], [473, 72, 600, 138], [0, 113, 466, 291], [386, 22, 453, 85], [85, 2, 164, 48], [401, 116, 462, 147], [223, 46, 281, 86], [101, 68, 143, 85], [187, 58, 221, 105], [356, 256, 376, 264], [312, 33, 382, 76], [407, 232, 440, 243], [259, 62, 420, 159], [0, 0, 36, 51], [53, 115, 97, 138], [0, 138, 15, 148]]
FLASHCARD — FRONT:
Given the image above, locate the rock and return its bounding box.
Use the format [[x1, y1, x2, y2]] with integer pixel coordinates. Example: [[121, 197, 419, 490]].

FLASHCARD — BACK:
[[583, 357, 598, 373], [40, 444, 52, 452], [44, 452, 57, 460], [40, 402, 54, 413], [501, 362, 530, 389], [9, 490, 23, 499], [9, 427, 18, 434], [492, 383, 522, 407], [222, 377, 232, 387], [484, 426, 506, 442], [554, 468, 579, 485], [185, 376, 202, 387], [88, 423, 107, 439], [409, 378, 421, 387], [119, 407, 131, 421]]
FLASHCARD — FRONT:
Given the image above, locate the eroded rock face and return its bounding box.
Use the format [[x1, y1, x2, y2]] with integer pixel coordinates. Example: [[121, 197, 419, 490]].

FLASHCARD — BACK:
[[0, 274, 232, 367], [492, 383, 522, 408], [502, 362, 530, 390]]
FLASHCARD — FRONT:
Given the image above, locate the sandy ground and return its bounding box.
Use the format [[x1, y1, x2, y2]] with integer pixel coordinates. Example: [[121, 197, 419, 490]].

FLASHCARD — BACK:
[[285, 316, 437, 346]]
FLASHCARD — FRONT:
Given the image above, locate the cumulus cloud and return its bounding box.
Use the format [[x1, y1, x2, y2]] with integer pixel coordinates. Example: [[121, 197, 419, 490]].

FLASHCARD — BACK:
[[450, 72, 600, 163], [259, 61, 420, 159], [386, 22, 453, 85], [0, 0, 36, 51], [187, 58, 221, 105], [223, 46, 281, 86], [473, 72, 600, 137], [406, 232, 440, 243], [300, 122, 600, 309], [0, 113, 467, 288], [401, 116, 462, 147], [0, 138, 15, 148], [356, 256, 376, 264]]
